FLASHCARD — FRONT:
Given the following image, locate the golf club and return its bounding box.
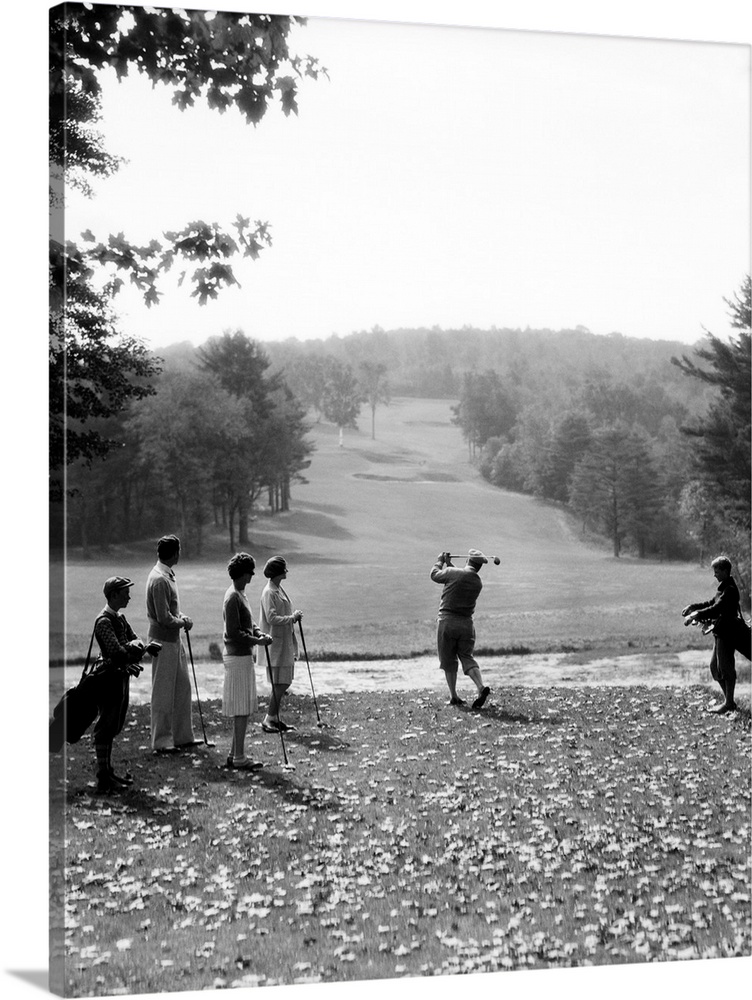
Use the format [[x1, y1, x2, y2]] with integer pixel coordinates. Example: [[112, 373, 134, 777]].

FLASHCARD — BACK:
[[185, 629, 216, 747], [298, 620, 331, 728], [684, 615, 714, 635], [447, 553, 501, 565], [264, 643, 293, 769]]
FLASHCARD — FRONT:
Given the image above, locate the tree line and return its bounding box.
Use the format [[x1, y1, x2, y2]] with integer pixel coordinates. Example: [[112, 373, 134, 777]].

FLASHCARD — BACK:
[[52, 331, 387, 555], [450, 277, 751, 593], [52, 280, 750, 583]]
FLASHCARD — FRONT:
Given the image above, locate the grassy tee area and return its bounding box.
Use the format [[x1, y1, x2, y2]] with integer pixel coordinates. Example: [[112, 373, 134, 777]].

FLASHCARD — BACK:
[[51, 686, 750, 995]]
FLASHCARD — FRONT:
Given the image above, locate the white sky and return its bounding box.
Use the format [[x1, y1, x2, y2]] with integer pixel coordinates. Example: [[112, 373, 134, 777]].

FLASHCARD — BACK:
[[60, 2, 751, 350]]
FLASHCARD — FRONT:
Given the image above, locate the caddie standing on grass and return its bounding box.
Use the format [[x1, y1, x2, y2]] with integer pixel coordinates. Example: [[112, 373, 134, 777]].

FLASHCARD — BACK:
[[682, 555, 746, 715], [146, 534, 200, 753], [431, 549, 492, 710], [92, 577, 155, 794]]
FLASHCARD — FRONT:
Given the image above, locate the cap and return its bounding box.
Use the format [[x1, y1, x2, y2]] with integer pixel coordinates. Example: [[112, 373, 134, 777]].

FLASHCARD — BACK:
[[467, 549, 488, 568], [263, 556, 288, 579], [103, 576, 134, 599]]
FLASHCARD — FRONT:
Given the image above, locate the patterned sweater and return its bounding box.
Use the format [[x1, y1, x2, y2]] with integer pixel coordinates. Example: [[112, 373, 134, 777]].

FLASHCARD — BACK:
[[94, 607, 141, 670]]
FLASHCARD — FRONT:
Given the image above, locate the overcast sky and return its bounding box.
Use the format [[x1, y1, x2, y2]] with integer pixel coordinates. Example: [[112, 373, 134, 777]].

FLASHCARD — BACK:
[[61, 4, 751, 351]]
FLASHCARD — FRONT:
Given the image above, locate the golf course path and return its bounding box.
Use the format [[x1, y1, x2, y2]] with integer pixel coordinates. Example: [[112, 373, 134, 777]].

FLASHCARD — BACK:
[[51, 649, 736, 713]]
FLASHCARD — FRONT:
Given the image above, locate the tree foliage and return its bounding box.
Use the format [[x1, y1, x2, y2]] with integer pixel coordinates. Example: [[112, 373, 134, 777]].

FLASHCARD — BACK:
[[671, 276, 751, 529], [198, 330, 283, 412], [671, 276, 751, 588], [451, 370, 517, 456], [50, 4, 324, 497], [569, 425, 663, 558], [50, 4, 325, 306], [536, 411, 592, 503], [358, 360, 390, 440], [321, 359, 364, 444], [197, 331, 313, 543], [49, 240, 162, 500], [128, 371, 246, 555]]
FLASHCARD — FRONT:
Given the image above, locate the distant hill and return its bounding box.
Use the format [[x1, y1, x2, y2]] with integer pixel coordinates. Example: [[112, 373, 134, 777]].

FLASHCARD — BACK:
[[151, 325, 712, 418], [260, 325, 712, 414]]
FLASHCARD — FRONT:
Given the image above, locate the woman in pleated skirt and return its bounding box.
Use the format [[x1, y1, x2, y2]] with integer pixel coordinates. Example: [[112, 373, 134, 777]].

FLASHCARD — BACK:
[[222, 552, 271, 770]]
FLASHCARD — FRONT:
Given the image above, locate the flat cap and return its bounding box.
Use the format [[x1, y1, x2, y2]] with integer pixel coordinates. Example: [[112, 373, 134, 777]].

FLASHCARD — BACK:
[[103, 576, 134, 599]]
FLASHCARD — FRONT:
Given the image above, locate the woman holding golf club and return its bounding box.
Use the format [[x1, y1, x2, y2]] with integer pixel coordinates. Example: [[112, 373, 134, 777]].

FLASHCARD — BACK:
[[222, 552, 272, 770], [258, 556, 303, 734]]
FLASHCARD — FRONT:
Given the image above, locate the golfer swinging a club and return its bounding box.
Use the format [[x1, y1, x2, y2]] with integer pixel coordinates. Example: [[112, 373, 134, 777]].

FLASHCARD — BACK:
[[431, 549, 492, 709]]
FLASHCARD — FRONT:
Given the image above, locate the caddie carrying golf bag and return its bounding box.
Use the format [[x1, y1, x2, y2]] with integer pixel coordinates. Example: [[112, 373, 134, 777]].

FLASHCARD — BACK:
[[734, 613, 752, 661], [49, 620, 106, 753]]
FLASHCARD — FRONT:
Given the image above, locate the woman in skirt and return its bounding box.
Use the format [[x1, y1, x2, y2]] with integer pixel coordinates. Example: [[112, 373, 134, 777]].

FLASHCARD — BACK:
[[222, 552, 271, 770], [258, 556, 303, 733]]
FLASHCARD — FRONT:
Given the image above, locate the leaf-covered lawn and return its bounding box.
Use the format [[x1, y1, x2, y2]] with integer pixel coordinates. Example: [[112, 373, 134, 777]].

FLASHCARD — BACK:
[[50, 686, 751, 996]]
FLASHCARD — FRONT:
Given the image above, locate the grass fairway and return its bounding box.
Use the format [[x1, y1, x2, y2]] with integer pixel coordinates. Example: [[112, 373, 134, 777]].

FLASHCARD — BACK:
[[53, 398, 715, 663], [51, 687, 750, 995]]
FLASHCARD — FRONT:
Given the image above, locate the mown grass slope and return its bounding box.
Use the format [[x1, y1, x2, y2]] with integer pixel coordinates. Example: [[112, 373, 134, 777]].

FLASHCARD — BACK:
[[53, 398, 713, 663]]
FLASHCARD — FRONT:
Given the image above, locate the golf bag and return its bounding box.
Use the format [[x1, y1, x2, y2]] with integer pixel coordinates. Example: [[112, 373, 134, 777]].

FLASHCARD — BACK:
[[734, 614, 751, 660], [49, 622, 105, 753]]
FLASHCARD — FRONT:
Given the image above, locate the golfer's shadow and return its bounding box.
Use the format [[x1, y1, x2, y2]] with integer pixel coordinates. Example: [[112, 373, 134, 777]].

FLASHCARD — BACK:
[[455, 703, 553, 726], [281, 727, 352, 753], [249, 769, 349, 811]]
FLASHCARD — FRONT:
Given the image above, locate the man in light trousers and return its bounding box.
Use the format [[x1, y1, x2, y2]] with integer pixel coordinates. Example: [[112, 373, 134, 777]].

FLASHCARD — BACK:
[[145, 534, 199, 753]]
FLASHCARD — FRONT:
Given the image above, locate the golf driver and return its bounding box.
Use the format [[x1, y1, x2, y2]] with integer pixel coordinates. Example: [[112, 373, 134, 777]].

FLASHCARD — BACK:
[[264, 644, 293, 769], [446, 553, 501, 565], [185, 629, 216, 747], [298, 620, 331, 728]]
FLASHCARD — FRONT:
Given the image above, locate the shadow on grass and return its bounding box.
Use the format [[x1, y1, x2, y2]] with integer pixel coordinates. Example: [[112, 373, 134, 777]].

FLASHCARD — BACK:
[[58, 746, 352, 822], [252, 508, 355, 545], [451, 702, 564, 727], [280, 728, 352, 752], [193, 751, 354, 813], [296, 499, 349, 517]]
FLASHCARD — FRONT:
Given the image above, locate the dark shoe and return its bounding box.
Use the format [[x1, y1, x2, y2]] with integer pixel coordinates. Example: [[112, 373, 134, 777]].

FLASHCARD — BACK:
[[231, 758, 264, 771], [472, 686, 491, 710], [277, 721, 297, 733], [153, 747, 179, 756], [176, 740, 203, 749], [109, 771, 134, 787], [262, 720, 281, 733], [712, 703, 737, 715], [95, 776, 122, 795], [449, 697, 465, 706]]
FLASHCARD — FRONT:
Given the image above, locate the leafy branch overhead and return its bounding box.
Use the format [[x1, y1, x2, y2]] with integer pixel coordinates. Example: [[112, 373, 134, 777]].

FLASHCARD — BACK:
[[51, 5, 325, 304], [49, 5, 325, 486], [51, 5, 325, 125], [79, 217, 273, 307]]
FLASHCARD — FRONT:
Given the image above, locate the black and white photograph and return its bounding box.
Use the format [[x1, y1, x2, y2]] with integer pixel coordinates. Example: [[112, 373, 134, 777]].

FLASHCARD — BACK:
[[5, 1, 752, 999]]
